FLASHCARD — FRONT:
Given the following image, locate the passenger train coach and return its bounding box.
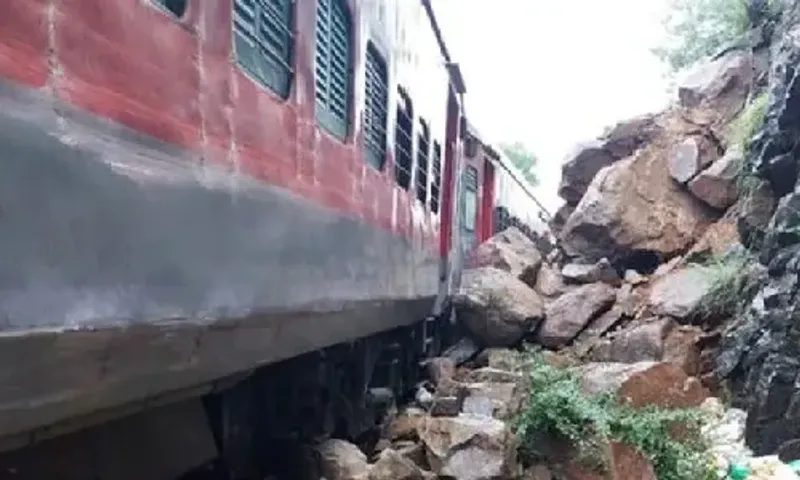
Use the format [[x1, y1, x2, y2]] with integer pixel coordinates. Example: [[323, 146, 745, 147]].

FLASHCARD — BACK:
[[0, 0, 548, 477]]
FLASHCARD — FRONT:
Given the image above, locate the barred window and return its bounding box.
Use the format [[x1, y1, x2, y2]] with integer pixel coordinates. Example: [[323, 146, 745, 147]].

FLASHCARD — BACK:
[[315, 0, 352, 139], [394, 88, 414, 190], [415, 120, 430, 205], [363, 43, 388, 170], [233, 0, 294, 98], [462, 166, 479, 232], [430, 141, 443, 213]]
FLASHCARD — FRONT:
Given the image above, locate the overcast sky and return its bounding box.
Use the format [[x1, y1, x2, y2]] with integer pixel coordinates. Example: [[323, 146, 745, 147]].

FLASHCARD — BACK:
[[434, 0, 674, 211]]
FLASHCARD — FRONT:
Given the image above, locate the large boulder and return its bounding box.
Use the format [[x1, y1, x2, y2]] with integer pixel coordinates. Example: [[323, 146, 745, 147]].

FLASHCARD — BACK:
[[369, 449, 428, 480], [561, 258, 621, 286], [455, 267, 545, 347], [578, 362, 710, 408], [648, 266, 715, 319], [315, 439, 370, 480], [417, 415, 518, 480], [667, 135, 719, 184], [688, 147, 741, 210], [533, 263, 567, 299], [472, 227, 543, 288], [558, 140, 617, 205], [558, 116, 661, 206], [678, 49, 755, 128], [589, 319, 703, 376], [537, 283, 617, 348], [559, 115, 718, 263]]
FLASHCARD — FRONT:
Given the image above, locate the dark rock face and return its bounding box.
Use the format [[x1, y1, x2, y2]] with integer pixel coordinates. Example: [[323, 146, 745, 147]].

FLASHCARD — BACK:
[[716, 0, 800, 456]]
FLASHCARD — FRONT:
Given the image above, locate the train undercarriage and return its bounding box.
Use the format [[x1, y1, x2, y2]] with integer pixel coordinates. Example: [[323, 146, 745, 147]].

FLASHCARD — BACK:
[[0, 308, 456, 480]]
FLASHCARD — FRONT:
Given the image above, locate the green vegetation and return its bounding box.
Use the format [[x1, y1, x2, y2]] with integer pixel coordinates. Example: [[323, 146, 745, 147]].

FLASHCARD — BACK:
[[515, 354, 716, 480], [499, 141, 540, 187], [727, 92, 769, 152], [652, 0, 765, 73], [724, 93, 769, 203], [696, 252, 756, 318]]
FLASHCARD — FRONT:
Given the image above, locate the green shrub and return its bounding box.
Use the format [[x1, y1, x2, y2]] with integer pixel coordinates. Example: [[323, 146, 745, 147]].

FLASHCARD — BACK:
[[727, 93, 768, 152], [696, 252, 755, 318], [514, 354, 716, 480], [653, 0, 751, 73]]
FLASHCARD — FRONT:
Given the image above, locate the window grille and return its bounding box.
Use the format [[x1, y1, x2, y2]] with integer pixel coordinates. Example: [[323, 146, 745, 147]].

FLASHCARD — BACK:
[[315, 0, 351, 139], [394, 88, 414, 190], [430, 141, 442, 213], [415, 120, 430, 205], [233, 0, 294, 98], [363, 43, 388, 169]]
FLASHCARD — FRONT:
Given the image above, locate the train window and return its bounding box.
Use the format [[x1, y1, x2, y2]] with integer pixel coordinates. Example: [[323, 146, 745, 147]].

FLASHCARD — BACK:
[[415, 120, 430, 205], [430, 141, 442, 213], [363, 43, 388, 170], [394, 88, 414, 190], [315, 0, 352, 140], [233, 0, 294, 98], [155, 0, 187, 17], [462, 166, 478, 232]]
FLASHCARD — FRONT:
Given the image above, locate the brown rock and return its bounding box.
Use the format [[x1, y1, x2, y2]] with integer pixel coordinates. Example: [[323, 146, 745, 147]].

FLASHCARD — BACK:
[[689, 147, 741, 209], [663, 325, 703, 376], [648, 266, 715, 319], [579, 362, 710, 409], [464, 367, 522, 384], [472, 227, 543, 288], [589, 319, 703, 376], [393, 441, 429, 471], [534, 263, 567, 298], [430, 396, 464, 417], [561, 258, 621, 286], [678, 50, 754, 127], [417, 415, 518, 480], [560, 114, 717, 263], [667, 135, 718, 184], [624, 269, 647, 285], [389, 408, 427, 442], [557, 114, 661, 209], [455, 267, 545, 347], [463, 382, 520, 420], [590, 318, 675, 364], [426, 357, 456, 386], [600, 113, 661, 159], [683, 212, 738, 262], [369, 449, 427, 480], [315, 439, 370, 480], [538, 283, 617, 348], [563, 442, 657, 480], [559, 140, 618, 205], [572, 306, 627, 358]]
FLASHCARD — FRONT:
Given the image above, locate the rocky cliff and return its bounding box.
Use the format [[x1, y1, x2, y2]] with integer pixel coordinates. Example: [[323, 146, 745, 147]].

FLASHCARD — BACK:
[[715, 0, 800, 458]]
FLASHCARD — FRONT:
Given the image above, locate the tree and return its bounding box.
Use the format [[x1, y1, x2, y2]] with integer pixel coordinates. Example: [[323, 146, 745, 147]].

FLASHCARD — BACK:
[[499, 141, 539, 187], [652, 0, 752, 73]]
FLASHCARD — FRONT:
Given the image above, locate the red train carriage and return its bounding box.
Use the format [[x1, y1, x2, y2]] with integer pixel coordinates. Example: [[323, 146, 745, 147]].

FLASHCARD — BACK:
[[0, 0, 525, 477]]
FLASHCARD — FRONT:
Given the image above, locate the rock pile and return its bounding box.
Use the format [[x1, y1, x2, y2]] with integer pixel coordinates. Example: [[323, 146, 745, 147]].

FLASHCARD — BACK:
[[444, 3, 800, 474]]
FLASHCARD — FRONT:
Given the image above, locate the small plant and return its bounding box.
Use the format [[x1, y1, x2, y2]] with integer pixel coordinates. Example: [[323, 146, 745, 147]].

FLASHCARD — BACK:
[[696, 252, 754, 318], [727, 93, 769, 152], [726, 93, 769, 204], [514, 354, 717, 480]]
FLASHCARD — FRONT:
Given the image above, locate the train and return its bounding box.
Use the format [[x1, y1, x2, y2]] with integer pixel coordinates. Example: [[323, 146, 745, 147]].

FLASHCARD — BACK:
[[0, 0, 549, 478]]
